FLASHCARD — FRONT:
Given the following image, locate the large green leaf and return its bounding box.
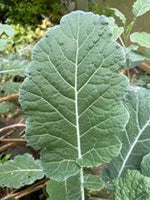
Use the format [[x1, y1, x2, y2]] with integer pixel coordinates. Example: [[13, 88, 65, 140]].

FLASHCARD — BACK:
[[132, 0, 150, 18], [112, 170, 150, 200], [130, 32, 150, 48], [0, 154, 44, 188], [20, 11, 129, 199], [106, 87, 150, 178]]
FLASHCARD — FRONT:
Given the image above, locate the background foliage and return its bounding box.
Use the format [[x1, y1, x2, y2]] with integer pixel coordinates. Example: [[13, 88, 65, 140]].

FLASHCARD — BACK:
[[0, 0, 66, 25]]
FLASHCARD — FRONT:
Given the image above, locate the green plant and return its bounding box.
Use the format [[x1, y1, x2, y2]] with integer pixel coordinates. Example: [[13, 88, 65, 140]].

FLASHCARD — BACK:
[[0, 154, 44, 188], [0, 53, 29, 115], [0, 6, 150, 200], [4, 19, 53, 54], [0, 24, 29, 115], [0, 23, 14, 51], [20, 10, 129, 200], [110, 0, 150, 70], [89, 1, 150, 71], [90, 3, 114, 17], [0, 153, 11, 164], [0, 0, 66, 25]]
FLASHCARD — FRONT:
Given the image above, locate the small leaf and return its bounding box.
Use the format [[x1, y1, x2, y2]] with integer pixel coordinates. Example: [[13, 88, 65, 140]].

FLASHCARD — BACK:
[[106, 87, 150, 178], [0, 24, 14, 50], [132, 0, 150, 18], [0, 153, 44, 188], [111, 8, 126, 24], [0, 24, 14, 37], [46, 176, 81, 200], [0, 54, 28, 76], [141, 153, 150, 177], [84, 174, 105, 191], [113, 27, 124, 41], [0, 153, 11, 164], [130, 32, 150, 48], [108, 17, 124, 40], [1, 82, 21, 94], [113, 170, 150, 200]]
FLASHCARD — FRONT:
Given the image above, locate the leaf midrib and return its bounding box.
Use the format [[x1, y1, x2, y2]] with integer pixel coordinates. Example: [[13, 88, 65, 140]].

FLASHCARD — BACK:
[[74, 14, 85, 200], [75, 16, 81, 161]]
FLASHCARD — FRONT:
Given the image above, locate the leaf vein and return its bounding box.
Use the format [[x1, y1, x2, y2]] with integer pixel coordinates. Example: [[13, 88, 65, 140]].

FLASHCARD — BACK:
[[23, 89, 76, 127]]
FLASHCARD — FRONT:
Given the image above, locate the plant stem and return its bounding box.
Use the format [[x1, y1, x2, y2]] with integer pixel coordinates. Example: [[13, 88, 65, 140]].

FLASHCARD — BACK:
[[80, 167, 85, 200], [0, 138, 26, 142], [0, 93, 19, 102], [0, 123, 25, 133], [141, 62, 150, 75], [119, 36, 125, 47], [0, 142, 25, 153], [2, 179, 47, 200], [0, 130, 14, 139]]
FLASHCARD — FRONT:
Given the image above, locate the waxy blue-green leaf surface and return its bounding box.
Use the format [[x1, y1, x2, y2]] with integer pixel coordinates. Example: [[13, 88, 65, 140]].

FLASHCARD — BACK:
[[20, 11, 129, 199], [106, 87, 150, 178], [113, 170, 150, 200], [46, 176, 80, 200], [0, 154, 44, 188], [132, 0, 150, 18]]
